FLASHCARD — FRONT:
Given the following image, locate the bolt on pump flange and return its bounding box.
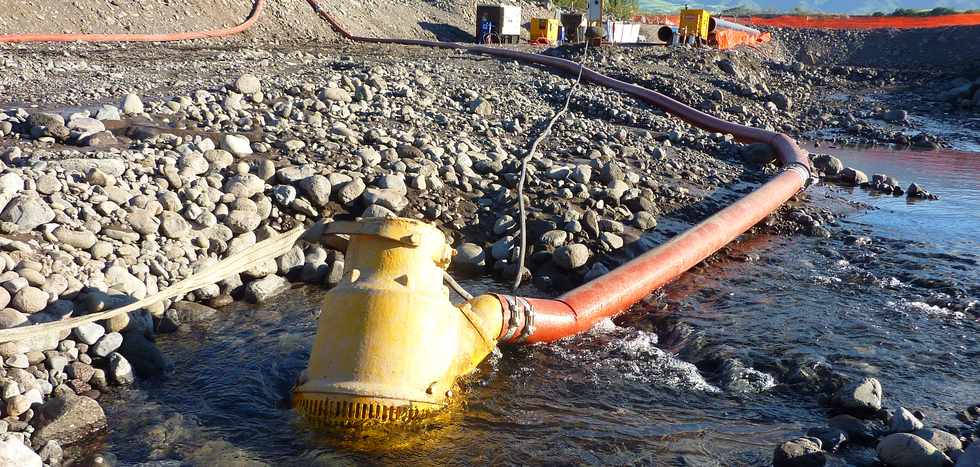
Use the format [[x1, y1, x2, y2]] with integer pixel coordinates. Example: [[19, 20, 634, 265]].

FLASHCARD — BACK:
[[293, 217, 503, 426]]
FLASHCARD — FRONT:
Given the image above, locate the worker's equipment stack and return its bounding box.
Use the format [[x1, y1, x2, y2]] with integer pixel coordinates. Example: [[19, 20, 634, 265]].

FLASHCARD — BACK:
[[679, 8, 710, 44], [530, 18, 560, 44], [475, 4, 521, 44]]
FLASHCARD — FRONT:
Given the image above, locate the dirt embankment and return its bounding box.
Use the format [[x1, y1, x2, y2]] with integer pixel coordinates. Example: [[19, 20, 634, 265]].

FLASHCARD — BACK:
[[774, 25, 980, 75], [0, 0, 549, 44]]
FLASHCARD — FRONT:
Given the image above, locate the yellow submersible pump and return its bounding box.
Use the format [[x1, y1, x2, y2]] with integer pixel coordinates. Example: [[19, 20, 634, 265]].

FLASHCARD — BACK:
[[292, 217, 504, 425]]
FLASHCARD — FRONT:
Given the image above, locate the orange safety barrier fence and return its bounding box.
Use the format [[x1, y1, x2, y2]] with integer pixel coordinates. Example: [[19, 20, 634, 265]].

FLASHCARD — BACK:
[[637, 13, 980, 30], [734, 13, 980, 30]]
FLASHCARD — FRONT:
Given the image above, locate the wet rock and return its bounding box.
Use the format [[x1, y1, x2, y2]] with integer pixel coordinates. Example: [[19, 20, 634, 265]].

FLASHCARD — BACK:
[[839, 167, 869, 186], [828, 414, 877, 442], [890, 407, 924, 433], [490, 236, 513, 260], [119, 332, 167, 378], [245, 275, 289, 303], [876, 433, 951, 467], [37, 439, 63, 465], [812, 154, 844, 176], [907, 183, 939, 200], [32, 395, 107, 446], [0, 436, 42, 467], [108, 353, 135, 386], [835, 377, 883, 414], [773, 437, 826, 467], [882, 109, 909, 123], [553, 244, 590, 270], [806, 426, 848, 452], [172, 301, 218, 323], [913, 428, 962, 454]]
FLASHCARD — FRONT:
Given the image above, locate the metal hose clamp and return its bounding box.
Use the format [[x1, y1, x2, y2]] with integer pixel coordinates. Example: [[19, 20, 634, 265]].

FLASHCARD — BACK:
[[499, 295, 521, 342], [499, 295, 536, 343], [784, 162, 813, 191], [515, 297, 536, 343]]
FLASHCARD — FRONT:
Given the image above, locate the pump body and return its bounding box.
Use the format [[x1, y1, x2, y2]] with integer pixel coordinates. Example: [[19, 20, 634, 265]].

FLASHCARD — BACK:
[[293, 218, 502, 425]]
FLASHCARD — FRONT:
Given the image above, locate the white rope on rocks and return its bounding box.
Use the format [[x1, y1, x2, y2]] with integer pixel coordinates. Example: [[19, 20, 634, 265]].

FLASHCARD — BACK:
[[0, 223, 481, 344], [512, 40, 591, 291], [0, 227, 306, 344]]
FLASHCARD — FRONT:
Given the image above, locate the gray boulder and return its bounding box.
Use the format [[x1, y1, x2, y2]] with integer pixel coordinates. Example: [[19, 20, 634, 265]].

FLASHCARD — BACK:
[[890, 407, 924, 433], [876, 433, 950, 467], [835, 377, 883, 414], [553, 244, 590, 270], [0, 436, 42, 467], [108, 353, 135, 385], [245, 275, 289, 303], [0, 196, 55, 230], [32, 395, 107, 446], [773, 437, 826, 467], [840, 167, 869, 186], [913, 429, 962, 454]]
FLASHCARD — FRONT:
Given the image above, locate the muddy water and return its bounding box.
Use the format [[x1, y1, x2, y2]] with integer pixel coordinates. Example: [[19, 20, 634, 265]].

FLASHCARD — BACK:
[[99, 147, 979, 466]]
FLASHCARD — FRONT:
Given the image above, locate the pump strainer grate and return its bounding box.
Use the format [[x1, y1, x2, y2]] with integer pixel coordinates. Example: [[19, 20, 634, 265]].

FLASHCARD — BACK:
[[293, 393, 442, 425]]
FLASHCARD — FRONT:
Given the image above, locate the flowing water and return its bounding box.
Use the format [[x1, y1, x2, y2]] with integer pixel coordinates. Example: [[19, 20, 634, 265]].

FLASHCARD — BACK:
[[98, 146, 980, 466]]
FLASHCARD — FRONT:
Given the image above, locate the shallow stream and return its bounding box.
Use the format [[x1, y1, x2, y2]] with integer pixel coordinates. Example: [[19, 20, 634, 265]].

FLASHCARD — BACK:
[[98, 145, 979, 466]]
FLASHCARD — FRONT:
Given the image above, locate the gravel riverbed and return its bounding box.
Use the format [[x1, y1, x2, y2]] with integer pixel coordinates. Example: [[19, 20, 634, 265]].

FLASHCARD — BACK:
[[1, 18, 979, 466]]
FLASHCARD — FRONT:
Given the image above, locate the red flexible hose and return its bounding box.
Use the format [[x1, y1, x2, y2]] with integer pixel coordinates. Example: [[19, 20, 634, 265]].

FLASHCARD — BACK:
[[0, 0, 264, 43], [307, 2, 811, 344]]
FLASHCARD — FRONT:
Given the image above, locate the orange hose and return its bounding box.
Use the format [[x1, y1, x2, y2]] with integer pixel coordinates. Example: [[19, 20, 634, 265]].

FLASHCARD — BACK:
[[0, 0, 264, 43], [301, 2, 813, 344]]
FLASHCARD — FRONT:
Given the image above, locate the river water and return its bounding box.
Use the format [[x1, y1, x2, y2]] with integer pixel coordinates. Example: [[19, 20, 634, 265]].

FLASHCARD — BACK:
[[97, 145, 979, 466]]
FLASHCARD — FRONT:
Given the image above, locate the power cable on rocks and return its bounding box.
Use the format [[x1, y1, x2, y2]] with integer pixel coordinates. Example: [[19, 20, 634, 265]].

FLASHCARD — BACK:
[[512, 40, 591, 291]]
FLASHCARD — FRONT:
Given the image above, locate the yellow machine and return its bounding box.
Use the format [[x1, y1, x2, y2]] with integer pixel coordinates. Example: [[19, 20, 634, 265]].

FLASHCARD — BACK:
[[679, 8, 710, 42], [292, 218, 503, 425], [530, 18, 560, 44]]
